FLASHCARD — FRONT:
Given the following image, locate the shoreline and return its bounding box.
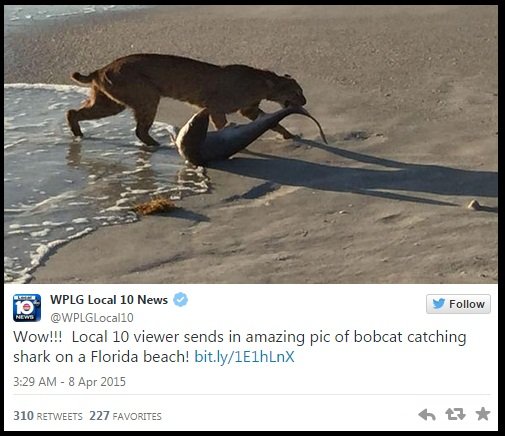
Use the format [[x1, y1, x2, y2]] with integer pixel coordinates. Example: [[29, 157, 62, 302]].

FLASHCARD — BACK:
[[4, 5, 498, 283]]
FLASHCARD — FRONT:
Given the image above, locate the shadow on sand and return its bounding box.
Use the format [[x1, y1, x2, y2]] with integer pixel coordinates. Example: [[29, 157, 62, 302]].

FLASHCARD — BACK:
[[160, 208, 210, 222], [209, 138, 498, 210]]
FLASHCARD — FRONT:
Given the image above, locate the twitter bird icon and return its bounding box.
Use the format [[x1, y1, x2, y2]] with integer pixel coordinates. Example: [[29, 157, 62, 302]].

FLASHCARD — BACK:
[[432, 298, 445, 309]]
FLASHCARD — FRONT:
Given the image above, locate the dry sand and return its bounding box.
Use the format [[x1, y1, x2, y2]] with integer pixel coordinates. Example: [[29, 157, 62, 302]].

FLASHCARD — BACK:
[[5, 5, 498, 283]]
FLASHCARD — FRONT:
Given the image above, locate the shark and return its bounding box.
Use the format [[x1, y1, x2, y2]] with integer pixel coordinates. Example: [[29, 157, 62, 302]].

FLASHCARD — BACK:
[[172, 106, 327, 166]]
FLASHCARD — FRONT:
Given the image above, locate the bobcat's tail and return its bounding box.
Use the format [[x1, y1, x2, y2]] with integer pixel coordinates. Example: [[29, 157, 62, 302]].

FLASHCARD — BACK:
[[70, 71, 98, 86]]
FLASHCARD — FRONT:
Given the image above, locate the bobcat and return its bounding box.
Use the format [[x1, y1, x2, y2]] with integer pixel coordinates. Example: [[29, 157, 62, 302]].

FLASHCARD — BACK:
[[67, 53, 307, 146]]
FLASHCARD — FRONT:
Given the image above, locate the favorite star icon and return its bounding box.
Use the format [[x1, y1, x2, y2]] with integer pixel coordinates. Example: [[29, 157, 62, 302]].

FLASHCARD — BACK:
[[475, 407, 491, 421]]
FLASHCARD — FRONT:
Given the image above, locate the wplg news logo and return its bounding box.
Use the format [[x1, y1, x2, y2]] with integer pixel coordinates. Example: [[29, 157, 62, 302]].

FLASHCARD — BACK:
[[13, 294, 41, 322]]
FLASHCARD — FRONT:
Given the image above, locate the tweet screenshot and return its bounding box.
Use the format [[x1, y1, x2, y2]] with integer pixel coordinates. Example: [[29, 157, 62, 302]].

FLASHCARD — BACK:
[[3, 284, 497, 431]]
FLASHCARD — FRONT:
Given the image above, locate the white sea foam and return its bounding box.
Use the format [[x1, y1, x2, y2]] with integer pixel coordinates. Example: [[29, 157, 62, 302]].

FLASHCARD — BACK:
[[4, 83, 89, 94], [29, 229, 51, 238], [25, 227, 96, 280], [71, 218, 89, 224]]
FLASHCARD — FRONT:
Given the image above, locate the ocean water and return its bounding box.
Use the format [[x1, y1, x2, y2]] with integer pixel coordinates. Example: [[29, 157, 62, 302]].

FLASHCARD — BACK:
[[4, 5, 151, 33], [4, 84, 208, 283]]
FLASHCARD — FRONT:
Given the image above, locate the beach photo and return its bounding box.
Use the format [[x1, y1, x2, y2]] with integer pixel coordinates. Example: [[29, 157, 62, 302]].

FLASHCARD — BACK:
[[4, 5, 497, 284]]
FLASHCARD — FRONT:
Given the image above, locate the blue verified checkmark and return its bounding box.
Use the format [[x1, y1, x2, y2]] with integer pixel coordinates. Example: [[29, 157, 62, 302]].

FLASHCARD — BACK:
[[432, 298, 445, 309], [173, 292, 188, 307]]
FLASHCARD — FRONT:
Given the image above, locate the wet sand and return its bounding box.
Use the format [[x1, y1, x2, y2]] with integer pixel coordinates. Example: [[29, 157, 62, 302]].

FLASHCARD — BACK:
[[4, 5, 497, 283]]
